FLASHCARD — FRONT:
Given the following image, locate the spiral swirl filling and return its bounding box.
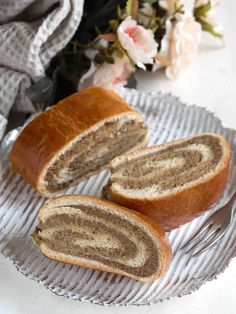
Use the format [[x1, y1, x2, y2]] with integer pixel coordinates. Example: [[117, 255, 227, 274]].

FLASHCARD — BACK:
[[33, 205, 161, 277], [43, 119, 147, 193], [110, 135, 224, 195]]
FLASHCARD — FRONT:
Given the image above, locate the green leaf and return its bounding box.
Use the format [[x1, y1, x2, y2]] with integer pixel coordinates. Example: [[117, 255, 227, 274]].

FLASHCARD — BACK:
[[105, 56, 115, 64], [145, 0, 158, 4], [194, 2, 211, 18], [125, 0, 138, 18], [117, 5, 123, 18], [126, 0, 132, 15], [94, 53, 106, 64], [151, 24, 159, 33], [107, 45, 116, 55], [113, 41, 126, 58], [109, 19, 118, 30], [116, 47, 125, 58], [198, 19, 223, 38]]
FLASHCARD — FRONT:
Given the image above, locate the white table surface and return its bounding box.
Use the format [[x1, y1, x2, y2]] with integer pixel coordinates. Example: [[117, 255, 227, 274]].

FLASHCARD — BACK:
[[1, 1, 236, 313]]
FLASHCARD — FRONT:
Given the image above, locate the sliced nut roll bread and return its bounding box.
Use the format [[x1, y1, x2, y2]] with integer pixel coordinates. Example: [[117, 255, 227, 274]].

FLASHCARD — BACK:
[[9, 87, 147, 197], [103, 133, 230, 230], [32, 195, 171, 283]]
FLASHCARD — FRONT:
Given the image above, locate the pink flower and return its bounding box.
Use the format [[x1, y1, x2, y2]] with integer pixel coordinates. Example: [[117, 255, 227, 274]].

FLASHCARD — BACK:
[[117, 16, 158, 69], [154, 16, 201, 78], [78, 54, 133, 90]]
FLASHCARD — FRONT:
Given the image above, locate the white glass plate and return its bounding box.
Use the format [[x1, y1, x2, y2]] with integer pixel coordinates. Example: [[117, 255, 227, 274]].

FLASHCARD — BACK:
[[0, 88, 235, 306]]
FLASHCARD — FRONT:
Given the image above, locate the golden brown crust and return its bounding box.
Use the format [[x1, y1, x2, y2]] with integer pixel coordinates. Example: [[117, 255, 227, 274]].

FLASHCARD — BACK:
[[9, 87, 142, 195], [106, 134, 231, 231], [35, 195, 171, 283]]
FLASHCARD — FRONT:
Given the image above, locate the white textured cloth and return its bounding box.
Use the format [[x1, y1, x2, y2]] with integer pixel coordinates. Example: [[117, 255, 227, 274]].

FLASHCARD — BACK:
[[0, 0, 84, 138]]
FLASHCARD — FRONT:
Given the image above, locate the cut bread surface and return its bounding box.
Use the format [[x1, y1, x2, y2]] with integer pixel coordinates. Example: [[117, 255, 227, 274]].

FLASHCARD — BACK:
[[32, 195, 171, 283], [9, 87, 147, 197], [104, 133, 230, 230], [106, 134, 229, 198], [43, 115, 147, 195]]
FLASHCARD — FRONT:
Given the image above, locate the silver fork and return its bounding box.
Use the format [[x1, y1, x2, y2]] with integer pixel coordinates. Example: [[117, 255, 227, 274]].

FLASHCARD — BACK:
[[181, 165, 236, 257]]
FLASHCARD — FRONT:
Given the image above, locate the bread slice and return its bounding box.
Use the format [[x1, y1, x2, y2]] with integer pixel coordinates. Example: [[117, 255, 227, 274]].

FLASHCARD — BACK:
[[9, 87, 147, 198], [32, 195, 171, 283], [103, 133, 230, 230]]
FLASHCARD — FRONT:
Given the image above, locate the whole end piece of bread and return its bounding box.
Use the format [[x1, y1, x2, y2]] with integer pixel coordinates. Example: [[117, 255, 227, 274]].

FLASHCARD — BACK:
[[104, 133, 230, 230], [32, 195, 171, 283], [9, 87, 148, 198]]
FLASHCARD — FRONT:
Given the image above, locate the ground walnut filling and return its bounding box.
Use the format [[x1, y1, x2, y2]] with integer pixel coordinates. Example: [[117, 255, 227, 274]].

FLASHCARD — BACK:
[[111, 135, 223, 191], [33, 205, 161, 277], [44, 119, 147, 193]]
